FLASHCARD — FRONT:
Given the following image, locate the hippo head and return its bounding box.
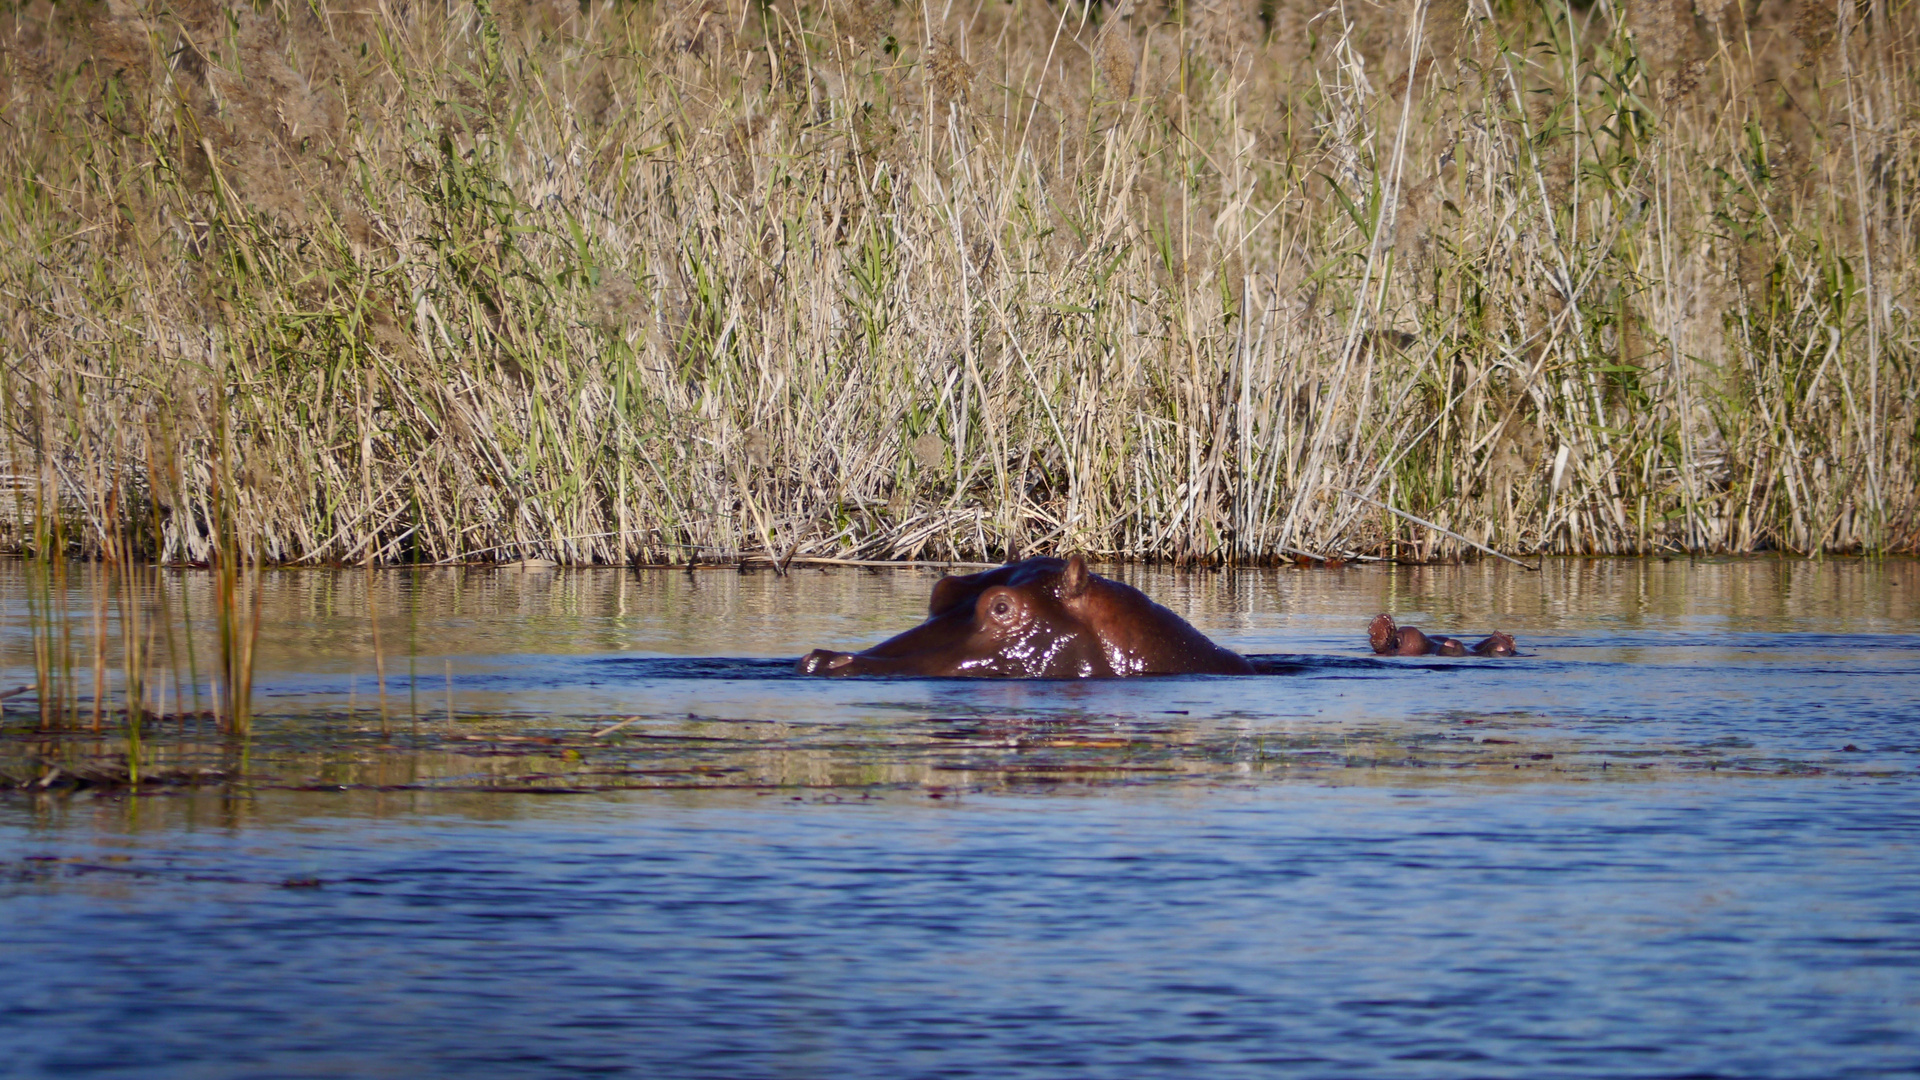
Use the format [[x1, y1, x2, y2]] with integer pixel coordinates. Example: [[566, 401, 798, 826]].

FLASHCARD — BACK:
[[1369, 614, 1518, 658], [1470, 631, 1517, 657], [796, 555, 1253, 678]]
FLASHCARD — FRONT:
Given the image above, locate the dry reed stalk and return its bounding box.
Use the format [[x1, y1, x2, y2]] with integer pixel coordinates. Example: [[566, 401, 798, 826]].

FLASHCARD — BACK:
[[367, 564, 390, 736], [0, 0, 1912, 566]]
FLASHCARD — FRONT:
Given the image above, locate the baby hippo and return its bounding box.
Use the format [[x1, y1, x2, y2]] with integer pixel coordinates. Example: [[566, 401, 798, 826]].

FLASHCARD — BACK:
[[1369, 614, 1516, 658]]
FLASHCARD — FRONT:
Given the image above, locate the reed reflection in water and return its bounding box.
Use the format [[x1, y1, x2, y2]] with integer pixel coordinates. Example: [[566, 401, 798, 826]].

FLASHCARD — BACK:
[[0, 557, 1913, 794]]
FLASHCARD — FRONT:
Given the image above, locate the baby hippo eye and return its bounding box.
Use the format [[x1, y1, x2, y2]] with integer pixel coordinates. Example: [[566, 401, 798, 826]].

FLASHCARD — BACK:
[[992, 599, 1010, 616]]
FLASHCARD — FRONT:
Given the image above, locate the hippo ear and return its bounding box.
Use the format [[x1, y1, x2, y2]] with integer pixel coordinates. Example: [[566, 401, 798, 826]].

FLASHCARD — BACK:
[[1060, 554, 1091, 599], [929, 574, 968, 616]]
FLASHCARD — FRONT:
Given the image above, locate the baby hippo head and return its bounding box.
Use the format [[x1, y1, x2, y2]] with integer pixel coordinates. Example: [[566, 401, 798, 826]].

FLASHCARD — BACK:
[[1470, 631, 1517, 657], [1369, 614, 1518, 658]]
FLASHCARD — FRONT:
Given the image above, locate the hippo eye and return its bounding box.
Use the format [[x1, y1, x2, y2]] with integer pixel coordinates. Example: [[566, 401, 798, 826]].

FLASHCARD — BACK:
[[992, 599, 1010, 616]]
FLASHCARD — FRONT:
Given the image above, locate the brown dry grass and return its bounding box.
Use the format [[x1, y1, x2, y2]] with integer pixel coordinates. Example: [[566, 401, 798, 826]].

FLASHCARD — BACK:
[[0, 0, 1914, 565]]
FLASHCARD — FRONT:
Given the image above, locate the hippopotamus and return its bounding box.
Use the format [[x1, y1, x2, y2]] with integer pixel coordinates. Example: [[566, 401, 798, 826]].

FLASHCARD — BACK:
[[1368, 613, 1516, 657], [795, 555, 1254, 677], [795, 556, 1519, 677]]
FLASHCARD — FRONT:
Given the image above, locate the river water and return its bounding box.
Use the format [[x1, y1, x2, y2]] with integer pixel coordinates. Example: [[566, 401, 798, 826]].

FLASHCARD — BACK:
[[1, 559, 1917, 1077]]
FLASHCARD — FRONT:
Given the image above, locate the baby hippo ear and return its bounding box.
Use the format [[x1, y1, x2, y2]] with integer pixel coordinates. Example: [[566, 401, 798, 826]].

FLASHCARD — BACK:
[[1060, 554, 1091, 599]]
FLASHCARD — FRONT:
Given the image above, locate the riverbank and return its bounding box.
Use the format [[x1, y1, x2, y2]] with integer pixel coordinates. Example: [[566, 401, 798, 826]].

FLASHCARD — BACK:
[[3, 0, 1915, 565]]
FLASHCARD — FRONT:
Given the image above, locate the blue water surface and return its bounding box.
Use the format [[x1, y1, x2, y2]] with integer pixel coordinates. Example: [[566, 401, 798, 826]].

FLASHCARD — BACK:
[[3, 782, 1918, 1079], [2, 558, 1918, 1077]]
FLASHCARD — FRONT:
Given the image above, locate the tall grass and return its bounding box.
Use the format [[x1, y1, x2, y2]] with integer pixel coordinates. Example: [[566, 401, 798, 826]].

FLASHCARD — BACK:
[[0, 0, 1913, 564]]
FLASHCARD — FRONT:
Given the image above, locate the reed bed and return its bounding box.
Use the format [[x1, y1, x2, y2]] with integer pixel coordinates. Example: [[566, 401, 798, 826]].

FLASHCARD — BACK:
[[1, 0, 1914, 564]]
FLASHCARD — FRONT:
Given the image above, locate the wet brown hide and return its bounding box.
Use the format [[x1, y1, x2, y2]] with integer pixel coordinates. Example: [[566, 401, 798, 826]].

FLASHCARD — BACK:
[[1368, 614, 1516, 658], [796, 556, 1254, 678]]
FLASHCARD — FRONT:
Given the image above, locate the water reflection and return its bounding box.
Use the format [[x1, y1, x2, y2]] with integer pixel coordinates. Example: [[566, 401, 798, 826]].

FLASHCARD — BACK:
[[4, 556, 1917, 672], [2, 559, 1917, 796]]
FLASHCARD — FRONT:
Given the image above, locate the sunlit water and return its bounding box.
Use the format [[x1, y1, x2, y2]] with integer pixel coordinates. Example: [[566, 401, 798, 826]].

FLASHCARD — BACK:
[[2, 558, 1917, 1077]]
